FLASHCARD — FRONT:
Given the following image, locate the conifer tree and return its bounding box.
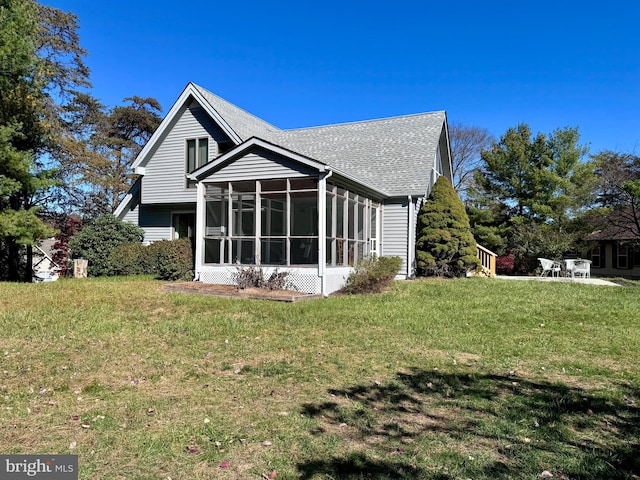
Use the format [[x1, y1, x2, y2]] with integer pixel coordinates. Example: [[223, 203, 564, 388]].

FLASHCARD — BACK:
[[416, 176, 480, 277]]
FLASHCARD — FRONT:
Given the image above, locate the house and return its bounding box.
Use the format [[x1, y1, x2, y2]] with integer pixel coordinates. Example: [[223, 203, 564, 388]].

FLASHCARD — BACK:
[[115, 83, 453, 294], [32, 238, 60, 282], [587, 223, 640, 278]]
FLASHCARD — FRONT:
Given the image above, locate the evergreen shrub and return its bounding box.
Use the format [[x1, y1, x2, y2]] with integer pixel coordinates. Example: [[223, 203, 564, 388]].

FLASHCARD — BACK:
[[152, 238, 193, 281], [69, 215, 144, 276], [416, 177, 481, 277]]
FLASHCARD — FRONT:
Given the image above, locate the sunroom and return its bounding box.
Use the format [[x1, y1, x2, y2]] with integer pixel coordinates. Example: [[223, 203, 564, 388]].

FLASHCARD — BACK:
[[190, 139, 384, 295]]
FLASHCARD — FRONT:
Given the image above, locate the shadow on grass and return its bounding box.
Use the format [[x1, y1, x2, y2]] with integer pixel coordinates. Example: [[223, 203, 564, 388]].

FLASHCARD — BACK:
[[299, 369, 640, 479]]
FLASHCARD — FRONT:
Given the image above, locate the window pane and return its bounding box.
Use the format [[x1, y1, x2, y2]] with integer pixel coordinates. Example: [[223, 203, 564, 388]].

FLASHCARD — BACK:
[[291, 191, 318, 236], [198, 138, 208, 168], [232, 181, 255, 193], [357, 203, 365, 241], [326, 193, 333, 238], [205, 197, 228, 236], [232, 194, 255, 236], [204, 239, 222, 264], [187, 139, 196, 172], [348, 199, 356, 239], [205, 183, 227, 196], [290, 238, 318, 264], [326, 238, 334, 266], [336, 196, 344, 238], [261, 238, 286, 265], [370, 207, 377, 238], [261, 179, 287, 192], [290, 178, 317, 190], [232, 239, 255, 264], [261, 194, 286, 236]]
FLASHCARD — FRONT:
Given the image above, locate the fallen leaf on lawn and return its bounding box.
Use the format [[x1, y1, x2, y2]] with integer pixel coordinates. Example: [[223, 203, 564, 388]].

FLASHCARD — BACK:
[[69, 441, 77, 449], [540, 471, 553, 478], [262, 440, 272, 446], [71, 415, 79, 421], [219, 461, 231, 469], [269, 471, 277, 479], [185, 445, 198, 454]]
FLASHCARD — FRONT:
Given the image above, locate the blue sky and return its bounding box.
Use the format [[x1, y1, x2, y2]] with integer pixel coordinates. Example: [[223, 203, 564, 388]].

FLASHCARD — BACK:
[[47, 0, 639, 155]]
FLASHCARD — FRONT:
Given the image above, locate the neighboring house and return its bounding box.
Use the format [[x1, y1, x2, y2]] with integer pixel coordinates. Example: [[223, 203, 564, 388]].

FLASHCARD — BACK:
[[587, 225, 640, 278], [115, 83, 453, 294], [32, 238, 60, 282]]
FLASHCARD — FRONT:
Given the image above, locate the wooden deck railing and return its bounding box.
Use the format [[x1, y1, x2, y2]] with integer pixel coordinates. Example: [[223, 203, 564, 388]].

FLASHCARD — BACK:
[[476, 244, 497, 277]]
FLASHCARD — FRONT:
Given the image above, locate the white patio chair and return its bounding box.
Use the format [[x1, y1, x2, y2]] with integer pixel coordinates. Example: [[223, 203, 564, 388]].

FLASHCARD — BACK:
[[573, 259, 591, 278], [538, 258, 561, 277], [564, 258, 579, 278]]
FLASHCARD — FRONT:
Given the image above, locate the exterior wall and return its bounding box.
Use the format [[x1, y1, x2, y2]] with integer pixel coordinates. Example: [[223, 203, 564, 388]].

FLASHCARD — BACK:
[[590, 241, 640, 278], [138, 203, 196, 243], [141, 100, 231, 204], [381, 199, 410, 277], [122, 200, 139, 225]]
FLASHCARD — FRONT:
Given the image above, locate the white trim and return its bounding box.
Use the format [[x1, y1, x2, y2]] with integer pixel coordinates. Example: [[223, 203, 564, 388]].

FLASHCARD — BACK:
[[407, 196, 415, 278], [195, 182, 205, 277], [114, 193, 132, 219]]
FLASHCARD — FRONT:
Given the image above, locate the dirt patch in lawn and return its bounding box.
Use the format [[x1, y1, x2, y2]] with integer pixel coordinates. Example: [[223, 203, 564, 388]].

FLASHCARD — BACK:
[[162, 282, 323, 302]]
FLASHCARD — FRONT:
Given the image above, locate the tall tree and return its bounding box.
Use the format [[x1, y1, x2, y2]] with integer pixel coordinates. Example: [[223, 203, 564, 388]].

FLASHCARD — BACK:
[[448, 123, 494, 196], [591, 150, 640, 241], [468, 124, 593, 265], [85, 96, 161, 216], [54, 94, 161, 217], [0, 0, 56, 280]]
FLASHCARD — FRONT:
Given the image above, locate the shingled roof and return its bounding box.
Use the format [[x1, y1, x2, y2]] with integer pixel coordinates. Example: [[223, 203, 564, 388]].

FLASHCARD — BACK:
[[191, 83, 447, 197]]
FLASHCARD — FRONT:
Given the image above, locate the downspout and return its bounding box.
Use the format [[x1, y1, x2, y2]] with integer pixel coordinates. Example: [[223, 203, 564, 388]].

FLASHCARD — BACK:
[[319, 169, 333, 296]]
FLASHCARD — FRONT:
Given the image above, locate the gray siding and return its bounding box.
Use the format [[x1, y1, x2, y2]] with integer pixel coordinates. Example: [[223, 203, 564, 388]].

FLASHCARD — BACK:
[[381, 199, 409, 274], [122, 202, 139, 225], [142, 100, 232, 204], [204, 148, 317, 183], [138, 204, 196, 243]]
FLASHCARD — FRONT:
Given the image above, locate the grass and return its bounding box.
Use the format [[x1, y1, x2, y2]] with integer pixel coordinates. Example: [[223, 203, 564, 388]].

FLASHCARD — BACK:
[[0, 276, 639, 479]]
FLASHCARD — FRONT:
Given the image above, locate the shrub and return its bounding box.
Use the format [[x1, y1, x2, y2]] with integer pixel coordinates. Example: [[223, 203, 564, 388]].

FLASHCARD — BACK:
[[110, 243, 156, 276], [496, 253, 515, 274], [341, 255, 402, 295], [69, 215, 144, 276], [232, 266, 291, 290], [416, 177, 481, 277], [152, 238, 193, 281]]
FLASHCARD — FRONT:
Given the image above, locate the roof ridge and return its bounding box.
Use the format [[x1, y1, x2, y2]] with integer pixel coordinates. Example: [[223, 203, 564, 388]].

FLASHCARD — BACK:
[[281, 110, 446, 133], [191, 83, 281, 133]]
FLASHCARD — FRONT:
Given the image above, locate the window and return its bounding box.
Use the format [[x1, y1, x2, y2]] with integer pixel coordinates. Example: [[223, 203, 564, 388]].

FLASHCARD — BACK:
[[618, 244, 628, 269], [186, 138, 209, 188], [325, 184, 375, 266], [202, 178, 378, 267], [590, 246, 601, 268], [203, 178, 318, 266]]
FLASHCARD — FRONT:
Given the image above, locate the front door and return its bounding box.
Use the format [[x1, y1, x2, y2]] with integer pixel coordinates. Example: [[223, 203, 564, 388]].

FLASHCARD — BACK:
[[172, 213, 196, 259]]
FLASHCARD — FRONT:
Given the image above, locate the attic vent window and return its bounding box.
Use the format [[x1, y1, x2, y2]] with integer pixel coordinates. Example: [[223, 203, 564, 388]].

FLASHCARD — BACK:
[[186, 138, 208, 188]]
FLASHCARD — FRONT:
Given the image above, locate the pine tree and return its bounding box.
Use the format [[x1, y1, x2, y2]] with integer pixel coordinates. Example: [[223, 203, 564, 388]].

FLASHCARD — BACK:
[[416, 176, 480, 277]]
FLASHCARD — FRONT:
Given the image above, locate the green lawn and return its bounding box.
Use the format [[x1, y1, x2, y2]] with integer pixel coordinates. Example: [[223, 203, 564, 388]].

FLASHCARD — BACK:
[[0, 276, 638, 479]]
